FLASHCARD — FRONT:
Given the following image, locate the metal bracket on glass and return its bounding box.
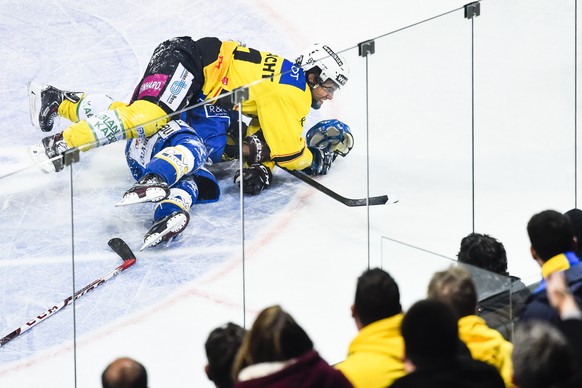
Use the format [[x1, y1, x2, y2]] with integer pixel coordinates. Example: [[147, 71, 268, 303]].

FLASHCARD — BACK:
[[230, 86, 249, 105], [358, 39, 375, 57], [464, 2, 481, 19], [63, 148, 80, 166]]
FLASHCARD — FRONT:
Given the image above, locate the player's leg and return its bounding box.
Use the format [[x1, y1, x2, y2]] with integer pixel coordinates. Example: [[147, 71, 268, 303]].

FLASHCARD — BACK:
[[28, 82, 84, 132], [141, 177, 198, 249], [118, 123, 208, 205], [30, 37, 206, 172]]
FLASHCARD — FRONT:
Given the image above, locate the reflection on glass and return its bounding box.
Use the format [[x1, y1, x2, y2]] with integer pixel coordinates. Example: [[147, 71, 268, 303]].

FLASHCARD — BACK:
[[381, 236, 527, 341]]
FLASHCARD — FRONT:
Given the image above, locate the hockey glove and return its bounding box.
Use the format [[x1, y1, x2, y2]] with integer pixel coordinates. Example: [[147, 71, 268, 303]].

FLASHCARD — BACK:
[[304, 146, 334, 175], [306, 119, 354, 159], [244, 133, 271, 164], [233, 163, 273, 195]]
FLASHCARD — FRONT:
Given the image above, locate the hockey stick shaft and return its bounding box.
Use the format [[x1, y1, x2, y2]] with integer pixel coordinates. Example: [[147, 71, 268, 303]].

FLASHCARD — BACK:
[[283, 168, 390, 207], [0, 240, 136, 347]]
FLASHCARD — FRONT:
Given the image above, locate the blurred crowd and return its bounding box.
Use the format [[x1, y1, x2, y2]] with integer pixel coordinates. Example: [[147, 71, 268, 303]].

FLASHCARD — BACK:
[[102, 208, 582, 388]]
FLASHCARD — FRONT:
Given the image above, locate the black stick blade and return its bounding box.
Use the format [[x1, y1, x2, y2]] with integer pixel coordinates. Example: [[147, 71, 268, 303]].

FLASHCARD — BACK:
[[346, 195, 389, 207], [108, 238, 136, 261]]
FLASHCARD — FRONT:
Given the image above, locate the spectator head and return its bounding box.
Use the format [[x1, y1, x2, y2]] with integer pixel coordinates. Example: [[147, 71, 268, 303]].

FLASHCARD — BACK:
[[101, 357, 147, 388], [353, 268, 402, 329], [512, 320, 575, 388], [401, 299, 459, 370], [205, 322, 246, 388], [457, 233, 508, 276], [564, 208, 582, 257], [231, 305, 313, 382], [527, 210, 575, 263], [427, 266, 477, 319]]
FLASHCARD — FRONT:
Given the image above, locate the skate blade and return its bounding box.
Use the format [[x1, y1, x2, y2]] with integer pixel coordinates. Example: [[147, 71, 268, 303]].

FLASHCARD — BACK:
[[27, 144, 55, 174], [115, 188, 168, 207], [28, 81, 42, 129], [140, 213, 188, 251]]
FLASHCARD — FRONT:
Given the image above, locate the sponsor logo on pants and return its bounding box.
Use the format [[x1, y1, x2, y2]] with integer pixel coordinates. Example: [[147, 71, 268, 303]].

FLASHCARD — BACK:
[[137, 74, 169, 99], [160, 63, 194, 111]]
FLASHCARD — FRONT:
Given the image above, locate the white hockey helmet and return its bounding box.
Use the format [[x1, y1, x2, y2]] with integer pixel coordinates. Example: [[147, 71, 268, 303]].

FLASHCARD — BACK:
[[296, 44, 349, 89]]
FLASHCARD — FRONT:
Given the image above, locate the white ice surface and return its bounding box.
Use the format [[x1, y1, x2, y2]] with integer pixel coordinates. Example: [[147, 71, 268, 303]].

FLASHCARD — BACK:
[[0, 0, 580, 387]]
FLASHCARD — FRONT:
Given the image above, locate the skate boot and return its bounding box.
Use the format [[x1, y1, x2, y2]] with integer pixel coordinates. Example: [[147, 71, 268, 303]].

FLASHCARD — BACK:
[[28, 132, 69, 173], [116, 173, 171, 206], [28, 81, 83, 132], [140, 210, 190, 250]]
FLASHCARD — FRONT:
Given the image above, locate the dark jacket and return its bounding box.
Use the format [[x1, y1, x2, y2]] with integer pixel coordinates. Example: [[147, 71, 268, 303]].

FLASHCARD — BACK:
[[519, 264, 582, 326], [389, 357, 505, 388], [477, 276, 531, 340], [462, 265, 531, 340]]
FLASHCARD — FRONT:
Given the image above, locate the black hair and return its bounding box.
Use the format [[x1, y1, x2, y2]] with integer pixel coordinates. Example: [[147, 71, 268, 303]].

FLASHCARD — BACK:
[[354, 268, 401, 327], [564, 208, 582, 257], [527, 210, 574, 261], [457, 233, 508, 276], [205, 322, 246, 388], [401, 299, 459, 369]]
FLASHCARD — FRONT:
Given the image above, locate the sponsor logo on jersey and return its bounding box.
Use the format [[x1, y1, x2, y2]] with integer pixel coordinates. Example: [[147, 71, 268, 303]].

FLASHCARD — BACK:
[[137, 74, 168, 99], [221, 76, 229, 85], [216, 55, 224, 69], [279, 59, 306, 91], [160, 63, 194, 111], [204, 104, 229, 118]]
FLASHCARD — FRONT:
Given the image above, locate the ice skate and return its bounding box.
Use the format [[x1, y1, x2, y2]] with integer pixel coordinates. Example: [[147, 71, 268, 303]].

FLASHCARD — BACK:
[[28, 81, 83, 132], [28, 132, 69, 173], [140, 210, 190, 250], [116, 173, 171, 206]]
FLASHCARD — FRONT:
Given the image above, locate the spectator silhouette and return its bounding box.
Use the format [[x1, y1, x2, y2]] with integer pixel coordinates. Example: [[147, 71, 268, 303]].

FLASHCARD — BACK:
[[101, 357, 147, 388], [390, 299, 504, 388], [205, 322, 246, 388], [427, 266, 514, 387], [334, 268, 405, 387], [457, 232, 530, 339], [520, 210, 582, 325], [232, 305, 351, 387], [546, 271, 582, 371], [511, 320, 579, 388], [564, 208, 582, 257]]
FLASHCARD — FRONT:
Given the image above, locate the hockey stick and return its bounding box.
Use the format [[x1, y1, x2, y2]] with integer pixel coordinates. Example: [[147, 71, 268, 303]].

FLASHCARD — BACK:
[[282, 168, 394, 207], [0, 238, 136, 347]]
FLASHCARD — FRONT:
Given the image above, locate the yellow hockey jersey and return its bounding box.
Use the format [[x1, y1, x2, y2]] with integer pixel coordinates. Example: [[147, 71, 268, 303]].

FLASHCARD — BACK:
[[199, 39, 313, 171]]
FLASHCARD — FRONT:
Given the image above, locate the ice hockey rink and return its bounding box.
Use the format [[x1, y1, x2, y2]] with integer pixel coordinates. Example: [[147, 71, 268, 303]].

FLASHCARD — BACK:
[[0, 0, 579, 386]]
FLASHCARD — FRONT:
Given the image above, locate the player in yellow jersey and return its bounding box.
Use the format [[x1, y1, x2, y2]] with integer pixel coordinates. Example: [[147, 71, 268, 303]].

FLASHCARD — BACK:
[[29, 37, 351, 196]]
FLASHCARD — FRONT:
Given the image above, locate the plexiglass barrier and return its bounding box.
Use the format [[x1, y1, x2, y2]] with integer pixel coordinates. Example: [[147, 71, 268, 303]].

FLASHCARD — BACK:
[[380, 235, 530, 341], [0, 0, 576, 386]]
